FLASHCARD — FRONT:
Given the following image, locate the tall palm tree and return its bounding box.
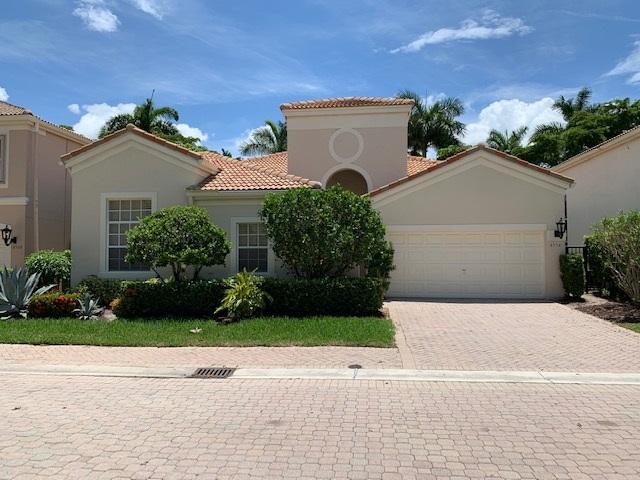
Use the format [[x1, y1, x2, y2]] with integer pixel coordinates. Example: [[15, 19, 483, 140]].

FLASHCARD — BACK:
[[99, 95, 180, 138], [397, 90, 465, 157], [553, 87, 592, 122], [486, 126, 528, 154], [239, 120, 287, 156]]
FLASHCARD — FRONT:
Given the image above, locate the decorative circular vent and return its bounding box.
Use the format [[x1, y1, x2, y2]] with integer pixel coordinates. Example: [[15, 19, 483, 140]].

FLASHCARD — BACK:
[[329, 128, 364, 163]]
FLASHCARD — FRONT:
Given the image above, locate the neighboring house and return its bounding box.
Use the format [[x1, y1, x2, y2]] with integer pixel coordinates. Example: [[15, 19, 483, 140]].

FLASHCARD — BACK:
[[0, 101, 90, 267], [63, 97, 573, 299], [552, 126, 640, 246]]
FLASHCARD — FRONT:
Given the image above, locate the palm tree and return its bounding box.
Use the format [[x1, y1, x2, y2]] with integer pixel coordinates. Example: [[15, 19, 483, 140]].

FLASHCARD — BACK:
[[486, 126, 528, 154], [553, 87, 592, 122], [397, 90, 466, 157], [99, 95, 180, 138], [239, 120, 287, 156]]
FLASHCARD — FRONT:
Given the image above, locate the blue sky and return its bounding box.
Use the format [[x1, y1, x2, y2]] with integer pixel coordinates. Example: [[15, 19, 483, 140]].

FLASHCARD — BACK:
[[1, 0, 640, 155]]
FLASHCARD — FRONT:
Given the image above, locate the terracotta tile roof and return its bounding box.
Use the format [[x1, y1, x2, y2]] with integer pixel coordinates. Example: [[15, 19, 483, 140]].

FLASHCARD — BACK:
[[196, 151, 320, 191], [280, 97, 415, 110], [61, 124, 204, 162], [0, 100, 31, 116], [245, 152, 438, 178], [0, 101, 90, 143], [368, 145, 574, 197]]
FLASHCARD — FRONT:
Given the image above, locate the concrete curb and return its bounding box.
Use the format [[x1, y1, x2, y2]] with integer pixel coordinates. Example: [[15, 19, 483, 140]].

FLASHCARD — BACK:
[[2, 364, 640, 385]]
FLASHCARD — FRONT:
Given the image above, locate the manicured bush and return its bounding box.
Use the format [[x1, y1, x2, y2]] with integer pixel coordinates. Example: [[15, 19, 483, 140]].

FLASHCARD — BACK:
[[126, 206, 231, 282], [262, 277, 384, 317], [113, 280, 226, 318], [28, 292, 81, 318], [216, 270, 271, 320], [589, 211, 640, 303], [559, 254, 585, 298], [584, 236, 624, 299], [25, 250, 71, 288], [259, 187, 391, 279], [76, 276, 123, 305]]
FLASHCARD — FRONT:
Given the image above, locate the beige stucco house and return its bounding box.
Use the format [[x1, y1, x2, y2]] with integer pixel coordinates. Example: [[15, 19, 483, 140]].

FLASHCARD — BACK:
[[63, 97, 573, 299], [552, 126, 640, 246], [0, 101, 90, 267]]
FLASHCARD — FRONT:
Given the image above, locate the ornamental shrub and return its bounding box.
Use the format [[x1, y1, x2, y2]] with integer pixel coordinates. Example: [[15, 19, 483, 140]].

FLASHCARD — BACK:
[[28, 292, 81, 318], [215, 270, 271, 320], [259, 187, 391, 280], [589, 210, 640, 303], [25, 250, 71, 288], [112, 280, 226, 318], [76, 276, 123, 305], [126, 206, 231, 282], [584, 236, 624, 300], [261, 277, 384, 317], [559, 254, 585, 298]]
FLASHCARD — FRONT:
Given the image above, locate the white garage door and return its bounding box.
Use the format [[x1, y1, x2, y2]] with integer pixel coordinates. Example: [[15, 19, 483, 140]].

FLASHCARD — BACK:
[[387, 227, 545, 299]]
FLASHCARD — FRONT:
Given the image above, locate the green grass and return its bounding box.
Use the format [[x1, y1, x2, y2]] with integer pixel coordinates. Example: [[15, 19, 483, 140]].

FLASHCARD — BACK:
[[0, 316, 395, 348], [621, 323, 640, 334]]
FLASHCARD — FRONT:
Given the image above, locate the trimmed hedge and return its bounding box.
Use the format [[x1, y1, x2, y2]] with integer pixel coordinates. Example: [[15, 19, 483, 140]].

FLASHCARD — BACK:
[[29, 292, 81, 318], [559, 254, 585, 298], [111, 277, 384, 318], [585, 236, 627, 301], [113, 280, 226, 318], [262, 277, 384, 317], [76, 276, 124, 305]]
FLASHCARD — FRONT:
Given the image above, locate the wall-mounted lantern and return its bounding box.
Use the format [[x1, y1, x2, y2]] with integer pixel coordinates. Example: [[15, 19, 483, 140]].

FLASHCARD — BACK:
[[1, 225, 17, 247], [554, 218, 567, 239]]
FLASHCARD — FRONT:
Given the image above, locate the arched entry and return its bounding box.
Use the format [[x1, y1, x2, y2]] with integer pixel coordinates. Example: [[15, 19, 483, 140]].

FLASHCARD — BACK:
[[325, 168, 369, 195]]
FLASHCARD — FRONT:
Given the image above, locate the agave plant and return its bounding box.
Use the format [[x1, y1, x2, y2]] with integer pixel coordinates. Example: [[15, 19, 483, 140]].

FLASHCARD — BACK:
[[74, 294, 103, 320], [0, 267, 55, 318]]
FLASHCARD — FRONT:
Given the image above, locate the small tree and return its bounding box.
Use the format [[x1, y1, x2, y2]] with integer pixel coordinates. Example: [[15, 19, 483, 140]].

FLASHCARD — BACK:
[[259, 187, 393, 279], [25, 250, 71, 289], [589, 210, 640, 303], [126, 206, 231, 282]]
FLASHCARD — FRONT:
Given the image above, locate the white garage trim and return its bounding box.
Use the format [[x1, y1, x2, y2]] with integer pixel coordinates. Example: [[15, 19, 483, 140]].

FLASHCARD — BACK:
[[387, 225, 547, 299]]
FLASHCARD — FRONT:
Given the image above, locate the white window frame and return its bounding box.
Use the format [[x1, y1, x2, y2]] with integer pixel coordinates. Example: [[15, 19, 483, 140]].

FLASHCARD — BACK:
[[0, 132, 9, 188], [99, 192, 157, 277], [230, 217, 274, 275]]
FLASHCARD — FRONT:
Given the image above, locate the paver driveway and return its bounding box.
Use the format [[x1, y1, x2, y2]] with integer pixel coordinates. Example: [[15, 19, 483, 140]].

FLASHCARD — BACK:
[[2, 374, 640, 479], [388, 300, 640, 372]]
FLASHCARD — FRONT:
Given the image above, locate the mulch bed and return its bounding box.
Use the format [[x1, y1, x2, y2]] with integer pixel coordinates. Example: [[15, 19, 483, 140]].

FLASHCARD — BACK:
[[573, 301, 640, 323]]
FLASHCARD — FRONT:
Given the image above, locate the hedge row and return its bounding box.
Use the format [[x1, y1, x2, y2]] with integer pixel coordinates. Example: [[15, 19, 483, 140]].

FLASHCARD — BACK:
[[29, 292, 82, 318], [107, 277, 385, 319]]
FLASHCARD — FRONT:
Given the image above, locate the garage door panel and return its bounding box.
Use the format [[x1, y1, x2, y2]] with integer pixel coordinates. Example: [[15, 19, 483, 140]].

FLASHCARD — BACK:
[[388, 228, 545, 299]]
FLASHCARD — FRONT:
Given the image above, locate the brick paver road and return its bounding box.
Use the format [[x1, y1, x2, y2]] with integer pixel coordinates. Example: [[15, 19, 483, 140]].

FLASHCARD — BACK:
[[388, 300, 640, 372], [2, 374, 640, 479]]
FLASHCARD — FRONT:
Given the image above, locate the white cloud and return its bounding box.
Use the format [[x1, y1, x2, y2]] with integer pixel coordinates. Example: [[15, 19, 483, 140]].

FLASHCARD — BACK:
[[130, 0, 167, 20], [73, 1, 120, 33], [67, 103, 81, 114], [606, 39, 640, 84], [176, 123, 209, 142], [0, 86, 8, 102], [70, 102, 136, 138], [392, 10, 532, 53], [464, 97, 565, 145]]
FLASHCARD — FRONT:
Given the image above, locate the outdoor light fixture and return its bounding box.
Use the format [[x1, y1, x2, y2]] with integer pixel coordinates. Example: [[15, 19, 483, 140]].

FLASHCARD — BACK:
[[554, 218, 567, 239], [1, 225, 16, 247]]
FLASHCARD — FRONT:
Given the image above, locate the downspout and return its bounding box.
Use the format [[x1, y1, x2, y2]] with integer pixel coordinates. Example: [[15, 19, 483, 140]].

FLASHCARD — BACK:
[[564, 194, 568, 254], [32, 118, 40, 252]]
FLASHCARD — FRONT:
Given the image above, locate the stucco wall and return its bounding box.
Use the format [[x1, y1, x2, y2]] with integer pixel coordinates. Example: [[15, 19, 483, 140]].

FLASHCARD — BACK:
[[560, 137, 640, 245], [374, 161, 567, 298], [69, 142, 205, 284]]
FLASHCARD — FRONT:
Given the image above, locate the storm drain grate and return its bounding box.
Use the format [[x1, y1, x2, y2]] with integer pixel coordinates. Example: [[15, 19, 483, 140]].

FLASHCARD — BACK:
[[190, 367, 236, 379]]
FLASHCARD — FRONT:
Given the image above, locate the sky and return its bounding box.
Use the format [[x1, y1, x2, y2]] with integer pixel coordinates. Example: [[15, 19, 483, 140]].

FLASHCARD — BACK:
[[1, 0, 640, 156]]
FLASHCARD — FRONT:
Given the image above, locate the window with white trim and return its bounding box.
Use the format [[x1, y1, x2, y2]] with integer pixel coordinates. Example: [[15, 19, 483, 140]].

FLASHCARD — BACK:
[[237, 222, 268, 273], [107, 198, 152, 271], [0, 135, 6, 184]]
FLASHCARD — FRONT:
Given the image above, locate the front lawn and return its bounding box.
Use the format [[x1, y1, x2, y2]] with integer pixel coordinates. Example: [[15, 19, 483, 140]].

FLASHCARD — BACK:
[[0, 316, 395, 348], [622, 323, 640, 334]]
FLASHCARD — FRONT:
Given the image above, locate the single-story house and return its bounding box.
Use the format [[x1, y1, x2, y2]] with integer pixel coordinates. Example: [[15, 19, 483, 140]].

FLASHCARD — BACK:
[[0, 100, 90, 267], [62, 97, 573, 299], [552, 126, 640, 246]]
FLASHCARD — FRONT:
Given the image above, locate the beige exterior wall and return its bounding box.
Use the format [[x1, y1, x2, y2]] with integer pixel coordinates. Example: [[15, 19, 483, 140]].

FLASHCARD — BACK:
[[68, 138, 208, 284], [373, 154, 570, 298], [0, 120, 84, 267], [555, 136, 640, 245], [285, 106, 411, 191]]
